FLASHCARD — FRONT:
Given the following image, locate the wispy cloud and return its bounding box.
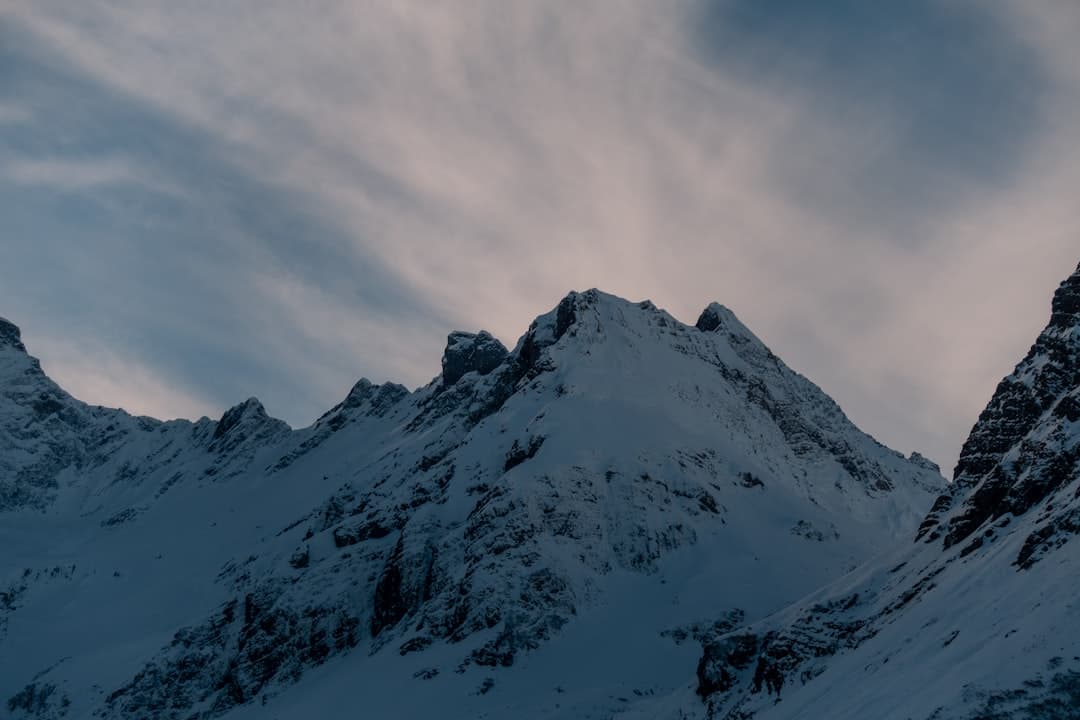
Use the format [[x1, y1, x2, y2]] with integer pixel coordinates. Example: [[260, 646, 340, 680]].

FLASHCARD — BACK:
[[1, 0, 1078, 473], [4, 154, 179, 193], [0, 102, 32, 125]]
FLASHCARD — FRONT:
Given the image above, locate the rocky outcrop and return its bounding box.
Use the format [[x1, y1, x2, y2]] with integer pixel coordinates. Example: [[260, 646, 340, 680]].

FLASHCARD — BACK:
[[208, 398, 289, 456], [441, 331, 508, 386], [693, 261, 1080, 720], [935, 263, 1080, 548], [0, 317, 27, 353], [99, 587, 361, 720]]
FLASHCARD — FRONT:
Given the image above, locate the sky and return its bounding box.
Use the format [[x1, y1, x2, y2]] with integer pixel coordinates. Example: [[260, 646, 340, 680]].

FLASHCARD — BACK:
[[1, 1, 1078, 475]]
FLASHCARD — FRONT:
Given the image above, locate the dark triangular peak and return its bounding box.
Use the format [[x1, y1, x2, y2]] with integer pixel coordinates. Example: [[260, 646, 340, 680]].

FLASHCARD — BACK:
[[213, 397, 271, 440], [1048, 260, 1080, 330], [695, 302, 734, 332], [695, 301, 771, 356], [341, 378, 376, 408], [0, 316, 27, 353], [208, 397, 290, 455], [440, 330, 509, 385], [922, 261, 1080, 548], [337, 378, 408, 417]]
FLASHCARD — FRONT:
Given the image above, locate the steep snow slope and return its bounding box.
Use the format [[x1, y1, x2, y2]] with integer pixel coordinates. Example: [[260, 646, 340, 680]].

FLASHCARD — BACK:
[[0, 291, 944, 720], [677, 263, 1080, 720]]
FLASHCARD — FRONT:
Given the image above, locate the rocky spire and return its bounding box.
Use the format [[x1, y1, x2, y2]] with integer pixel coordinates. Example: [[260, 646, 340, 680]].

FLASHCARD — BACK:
[[1048, 261, 1080, 330], [0, 317, 27, 353], [440, 330, 508, 385], [953, 262, 1080, 488], [931, 261, 1080, 548]]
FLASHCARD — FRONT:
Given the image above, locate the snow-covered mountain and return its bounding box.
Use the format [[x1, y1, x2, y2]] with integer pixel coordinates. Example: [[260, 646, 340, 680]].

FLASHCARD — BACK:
[[1, 290, 946, 720], [669, 263, 1080, 720]]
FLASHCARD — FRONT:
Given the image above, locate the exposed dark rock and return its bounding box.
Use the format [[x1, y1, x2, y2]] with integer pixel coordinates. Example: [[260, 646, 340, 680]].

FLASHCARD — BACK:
[[441, 331, 509, 386], [1016, 506, 1080, 570], [332, 520, 394, 548], [738, 471, 765, 489], [916, 494, 954, 541], [554, 294, 579, 339], [962, 667, 1080, 719], [213, 398, 268, 441], [7, 681, 69, 720], [101, 508, 140, 528], [340, 378, 376, 408], [207, 398, 290, 460], [503, 436, 545, 472], [697, 633, 759, 696], [101, 590, 361, 719], [288, 545, 310, 570], [694, 590, 875, 712], [929, 264, 1080, 548], [695, 303, 730, 333], [908, 452, 941, 475], [370, 535, 438, 639], [1049, 262, 1080, 330], [954, 264, 1080, 490], [663, 609, 746, 647], [398, 637, 432, 656], [0, 317, 26, 352]]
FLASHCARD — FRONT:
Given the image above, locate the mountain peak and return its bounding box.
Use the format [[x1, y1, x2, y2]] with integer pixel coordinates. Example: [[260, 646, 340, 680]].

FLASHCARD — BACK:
[[695, 301, 764, 349], [1048, 261, 1080, 330], [213, 397, 270, 439], [0, 316, 26, 352], [441, 330, 508, 385], [342, 378, 376, 406], [695, 302, 736, 332]]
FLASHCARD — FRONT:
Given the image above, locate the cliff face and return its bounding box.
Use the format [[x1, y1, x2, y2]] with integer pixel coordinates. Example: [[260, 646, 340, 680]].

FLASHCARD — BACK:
[[928, 263, 1080, 548], [688, 263, 1080, 720]]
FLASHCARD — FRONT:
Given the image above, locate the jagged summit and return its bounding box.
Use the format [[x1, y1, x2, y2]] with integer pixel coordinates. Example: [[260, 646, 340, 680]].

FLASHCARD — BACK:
[[441, 330, 508, 385], [214, 397, 273, 436], [520, 290, 767, 351], [209, 396, 289, 456], [344, 377, 375, 402], [690, 260, 1080, 720], [695, 302, 736, 333], [915, 260, 1080, 549], [950, 265, 1080, 489], [696, 301, 765, 347], [0, 316, 26, 352], [1, 287, 946, 720], [330, 378, 409, 417], [1048, 260, 1080, 330]]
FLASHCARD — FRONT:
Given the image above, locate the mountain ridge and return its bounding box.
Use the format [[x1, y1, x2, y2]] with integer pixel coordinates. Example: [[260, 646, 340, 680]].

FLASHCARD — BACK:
[[681, 261, 1080, 720], [2, 288, 945, 720]]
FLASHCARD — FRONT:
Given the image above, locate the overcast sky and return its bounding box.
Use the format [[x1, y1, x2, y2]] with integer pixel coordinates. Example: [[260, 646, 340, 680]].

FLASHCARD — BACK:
[[2, 1, 1078, 475]]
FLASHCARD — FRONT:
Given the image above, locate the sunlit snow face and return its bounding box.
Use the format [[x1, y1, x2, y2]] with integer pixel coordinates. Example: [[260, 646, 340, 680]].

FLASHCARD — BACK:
[[1, 1, 1079, 475]]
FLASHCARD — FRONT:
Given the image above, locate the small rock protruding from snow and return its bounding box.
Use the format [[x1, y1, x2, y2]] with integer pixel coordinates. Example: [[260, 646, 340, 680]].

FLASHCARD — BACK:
[[907, 452, 941, 475], [695, 302, 761, 347], [695, 303, 729, 333], [0, 316, 26, 353], [441, 331, 509, 385]]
